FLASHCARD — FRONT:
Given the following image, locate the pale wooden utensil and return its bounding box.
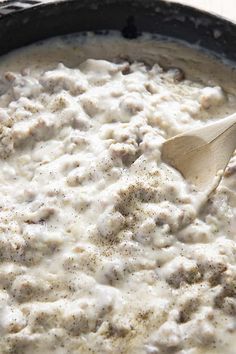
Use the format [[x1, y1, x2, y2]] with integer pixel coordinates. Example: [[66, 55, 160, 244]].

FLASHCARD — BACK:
[[162, 113, 236, 191]]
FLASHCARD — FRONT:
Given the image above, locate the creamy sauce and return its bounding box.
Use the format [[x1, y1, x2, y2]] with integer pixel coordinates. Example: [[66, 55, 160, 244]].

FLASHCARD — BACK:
[[0, 33, 235, 354]]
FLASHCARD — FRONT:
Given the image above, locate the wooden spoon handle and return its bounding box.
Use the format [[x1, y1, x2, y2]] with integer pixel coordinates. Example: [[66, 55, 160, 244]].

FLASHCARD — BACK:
[[189, 113, 236, 146]]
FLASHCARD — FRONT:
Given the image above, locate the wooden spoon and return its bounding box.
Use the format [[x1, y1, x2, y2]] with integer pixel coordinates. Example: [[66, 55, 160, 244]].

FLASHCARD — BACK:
[[161, 113, 236, 191]]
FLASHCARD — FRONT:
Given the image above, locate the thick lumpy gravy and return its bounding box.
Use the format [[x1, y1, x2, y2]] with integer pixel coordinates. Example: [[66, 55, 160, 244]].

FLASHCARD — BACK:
[[0, 33, 235, 354]]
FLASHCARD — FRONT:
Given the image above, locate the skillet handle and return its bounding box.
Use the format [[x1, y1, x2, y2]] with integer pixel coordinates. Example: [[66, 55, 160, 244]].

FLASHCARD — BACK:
[[0, 0, 43, 17]]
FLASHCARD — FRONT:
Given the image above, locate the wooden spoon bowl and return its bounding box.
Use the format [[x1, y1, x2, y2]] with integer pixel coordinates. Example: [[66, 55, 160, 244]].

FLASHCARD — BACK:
[[162, 113, 236, 191]]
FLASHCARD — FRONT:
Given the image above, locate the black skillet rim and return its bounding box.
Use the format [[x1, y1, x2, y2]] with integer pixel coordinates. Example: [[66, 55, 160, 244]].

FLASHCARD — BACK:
[[0, 0, 236, 65]]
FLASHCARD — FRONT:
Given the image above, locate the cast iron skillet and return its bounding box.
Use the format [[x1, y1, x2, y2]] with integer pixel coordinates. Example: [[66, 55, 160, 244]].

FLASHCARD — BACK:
[[0, 0, 236, 64]]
